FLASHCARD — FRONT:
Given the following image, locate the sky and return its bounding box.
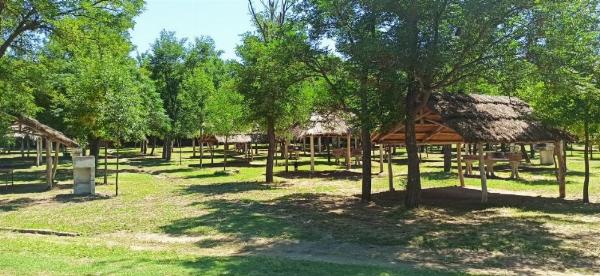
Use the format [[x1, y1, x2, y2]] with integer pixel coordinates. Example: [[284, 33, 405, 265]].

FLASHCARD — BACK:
[[130, 0, 254, 60]]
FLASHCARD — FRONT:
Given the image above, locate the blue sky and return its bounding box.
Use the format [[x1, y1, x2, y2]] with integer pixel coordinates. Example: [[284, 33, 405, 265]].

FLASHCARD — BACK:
[[130, 0, 253, 60]]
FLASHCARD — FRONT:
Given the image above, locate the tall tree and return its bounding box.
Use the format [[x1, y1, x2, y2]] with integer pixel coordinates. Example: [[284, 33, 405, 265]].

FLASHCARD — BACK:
[[205, 80, 249, 170], [145, 32, 221, 161], [237, 0, 315, 183]]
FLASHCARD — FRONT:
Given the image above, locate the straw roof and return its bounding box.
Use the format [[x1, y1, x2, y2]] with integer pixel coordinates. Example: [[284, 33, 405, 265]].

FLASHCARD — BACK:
[[427, 93, 571, 143], [10, 115, 79, 148], [373, 93, 572, 145], [294, 113, 351, 138], [216, 134, 252, 144]]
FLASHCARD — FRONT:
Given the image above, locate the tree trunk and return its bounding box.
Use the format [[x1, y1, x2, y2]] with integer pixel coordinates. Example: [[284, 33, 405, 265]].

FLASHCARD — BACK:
[[361, 122, 372, 202], [116, 145, 119, 196], [104, 143, 108, 185], [443, 145, 452, 173], [223, 137, 228, 171], [46, 138, 53, 189], [583, 117, 590, 203], [266, 121, 276, 183], [521, 144, 531, 163], [404, 85, 422, 208], [192, 137, 196, 158], [89, 137, 101, 168], [284, 139, 289, 173], [151, 137, 156, 155]]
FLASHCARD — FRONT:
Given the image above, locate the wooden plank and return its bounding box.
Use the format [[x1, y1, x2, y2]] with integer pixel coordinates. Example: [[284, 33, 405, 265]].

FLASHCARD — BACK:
[[310, 135, 315, 172]]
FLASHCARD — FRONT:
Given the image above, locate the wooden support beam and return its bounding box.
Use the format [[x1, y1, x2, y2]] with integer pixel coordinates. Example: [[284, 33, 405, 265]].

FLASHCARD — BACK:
[[346, 133, 351, 170], [52, 142, 60, 180], [45, 138, 53, 189], [318, 136, 322, 153], [477, 143, 488, 203], [421, 125, 446, 143], [379, 143, 384, 173], [36, 136, 41, 166], [387, 147, 394, 191], [310, 135, 315, 172], [457, 143, 465, 187], [377, 111, 434, 141]]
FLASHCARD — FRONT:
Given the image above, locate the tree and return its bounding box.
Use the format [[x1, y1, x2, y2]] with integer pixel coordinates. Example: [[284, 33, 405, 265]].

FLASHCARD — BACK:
[[237, 0, 315, 183], [205, 80, 249, 170], [304, 0, 550, 207], [145, 31, 222, 161]]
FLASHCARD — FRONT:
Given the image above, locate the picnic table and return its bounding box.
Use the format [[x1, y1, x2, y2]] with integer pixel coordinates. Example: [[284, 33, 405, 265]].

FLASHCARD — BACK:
[[464, 152, 523, 179]]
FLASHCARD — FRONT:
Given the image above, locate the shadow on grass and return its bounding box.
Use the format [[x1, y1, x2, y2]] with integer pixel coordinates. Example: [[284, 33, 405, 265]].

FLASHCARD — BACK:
[[181, 181, 272, 196], [274, 170, 363, 181], [0, 197, 37, 212], [162, 188, 600, 273]]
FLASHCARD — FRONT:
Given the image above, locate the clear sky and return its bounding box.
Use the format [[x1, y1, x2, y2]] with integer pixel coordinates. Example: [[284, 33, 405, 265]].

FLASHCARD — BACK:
[[130, 0, 254, 60]]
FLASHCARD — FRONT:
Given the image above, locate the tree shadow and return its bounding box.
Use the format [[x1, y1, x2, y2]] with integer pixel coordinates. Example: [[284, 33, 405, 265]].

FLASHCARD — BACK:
[[161, 189, 600, 273], [180, 181, 273, 196], [0, 197, 37, 212], [274, 170, 363, 181], [53, 193, 111, 203]]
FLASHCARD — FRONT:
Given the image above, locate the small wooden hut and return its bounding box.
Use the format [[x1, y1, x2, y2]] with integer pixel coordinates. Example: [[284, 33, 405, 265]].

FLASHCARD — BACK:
[[372, 93, 572, 202], [8, 114, 79, 188], [294, 112, 359, 172]]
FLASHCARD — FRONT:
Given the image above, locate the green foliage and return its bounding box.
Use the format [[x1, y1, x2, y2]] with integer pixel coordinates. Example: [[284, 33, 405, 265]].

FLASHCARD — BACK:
[[145, 31, 223, 139], [205, 80, 249, 138]]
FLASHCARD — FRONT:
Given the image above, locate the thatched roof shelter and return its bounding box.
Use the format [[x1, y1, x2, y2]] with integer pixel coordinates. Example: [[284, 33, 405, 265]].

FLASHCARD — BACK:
[[293, 112, 352, 138], [371, 93, 570, 203], [216, 134, 252, 144], [372, 93, 571, 145], [10, 115, 78, 148]]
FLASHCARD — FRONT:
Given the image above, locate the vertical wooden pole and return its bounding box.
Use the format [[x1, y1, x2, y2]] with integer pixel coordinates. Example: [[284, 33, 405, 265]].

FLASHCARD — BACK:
[[477, 143, 488, 203], [387, 147, 394, 191], [284, 140, 289, 172], [52, 142, 60, 180], [310, 135, 315, 172], [104, 143, 108, 185], [116, 145, 119, 196], [379, 143, 384, 173], [346, 133, 351, 170], [36, 137, 41, 166], [457, 143, 465, 188], [45, 138, 53, 189]]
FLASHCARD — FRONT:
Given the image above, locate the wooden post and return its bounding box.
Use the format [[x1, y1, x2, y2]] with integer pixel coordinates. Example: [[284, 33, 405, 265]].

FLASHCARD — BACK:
[[52, 142, 60, 180], [284, 139, 289, 172], [36, 136, 41, 166], [104, 142, 108, 185], [387, 147, 394, 191], [555, 140, 566, 198], [310, 135, 315, 172], [379, 143, 384, 173], [45, 138, 53, 189], [200, 140, 204, 167], [477, 143, 488, 203], [346, 133, 351, 170], [457, 143, 465, 187]]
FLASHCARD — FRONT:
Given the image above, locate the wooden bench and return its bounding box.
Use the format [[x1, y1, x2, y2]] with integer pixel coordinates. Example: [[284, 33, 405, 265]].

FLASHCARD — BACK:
[[464, 152, 523, 179]]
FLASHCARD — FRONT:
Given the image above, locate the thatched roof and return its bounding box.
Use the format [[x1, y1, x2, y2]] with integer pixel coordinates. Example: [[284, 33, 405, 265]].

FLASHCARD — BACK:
[[427, 93, 571, 143], [10, 115, 79, 148], [216, 134, 252, 144], [294, 113, 351, 138]]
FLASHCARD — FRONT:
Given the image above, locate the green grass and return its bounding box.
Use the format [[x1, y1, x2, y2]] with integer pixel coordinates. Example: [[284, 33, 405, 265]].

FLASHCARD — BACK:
[[0, 144, 599, 274]]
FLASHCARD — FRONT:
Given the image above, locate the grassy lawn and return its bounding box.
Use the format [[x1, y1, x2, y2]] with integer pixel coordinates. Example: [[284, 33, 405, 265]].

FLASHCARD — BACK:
[[0, 144, 599, 275]]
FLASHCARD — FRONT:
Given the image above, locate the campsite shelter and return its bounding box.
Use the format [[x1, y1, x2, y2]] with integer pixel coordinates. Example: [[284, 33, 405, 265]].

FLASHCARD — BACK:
[[9, 115, 79, 188], [371, 93, 571, 202], [293, 113, 358, 172], [197, 134, 253, 164]]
